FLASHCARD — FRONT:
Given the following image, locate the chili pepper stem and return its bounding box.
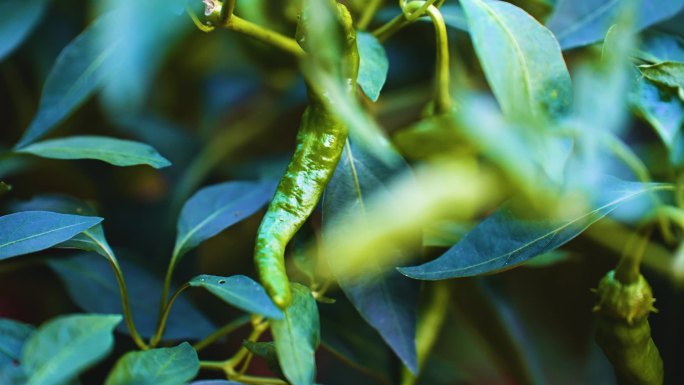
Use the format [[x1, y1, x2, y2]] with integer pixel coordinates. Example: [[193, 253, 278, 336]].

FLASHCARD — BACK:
[[615, 227, 652, 285]]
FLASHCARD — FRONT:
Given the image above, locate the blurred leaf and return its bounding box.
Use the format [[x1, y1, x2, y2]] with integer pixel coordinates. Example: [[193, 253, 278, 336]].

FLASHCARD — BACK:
[[524, 250, 571, 267], [0, 182, 11, 197], [173, 180, 277, 262], [22, 314, 121, 385], [16, 136, 171, 169], [0, 318, 34, 384], [8, 194, 115, 260], [0, 0, 50, 61], [47, 253, 215, 340], [357, 32, 389, 102], [399, 177, 665, 280], [16, 14, 119, 148], [423, 220, 473, 248], [189, 382, 246, 385], [271, 283, 320, 385], [96, 0, 190, 116], [439, 4, 468, 31], [188, 275, 283, 319], [323, 141, 419, 373], [631, 75, 684, 165], [638, 30, 684, 63], [460, 0, 572, 122], [638, 62, 684, 100], [546, 0, 684, 50], [243, 341, 286, 380], [0, 319, 34, 362], [319, 299, 392, 383], [0, 211, 102, 260], [104, 342, 199, 385]]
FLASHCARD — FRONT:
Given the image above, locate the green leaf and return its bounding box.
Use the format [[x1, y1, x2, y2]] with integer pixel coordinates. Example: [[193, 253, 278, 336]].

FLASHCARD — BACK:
[[48, 253, 215, 340], [104, 342, 199, 385], [0, 318, 34, 362], [22, 314, 121, 385], [16, 136, 171, 169], [460, 0, 572, 122], [399, 177, 664, 280], [0, 211, 103, 260], [173, 180, 276, 262], [323, 141, 419, 374], [243, 341, 285, 380], [15, 15, 119, 148], [189, 382, 246, 385], [630, 75, 684, 163], [440, 4, 468, 31], [356, 32, 389, 102], [638, 62, 684, 100], [188, 275, 283, 319], [0, 318, 34, 385], [0, 0, 50, 61], [547, 0, 684, 50], [638, 31, 684, 63], [9, 194, 115, 259], [271, 283, 320, 385]]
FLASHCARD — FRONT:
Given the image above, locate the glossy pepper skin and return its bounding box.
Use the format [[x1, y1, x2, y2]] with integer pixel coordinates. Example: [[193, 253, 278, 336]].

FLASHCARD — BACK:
[[594, 270, 663, 385], [255, 2, 359, 309]]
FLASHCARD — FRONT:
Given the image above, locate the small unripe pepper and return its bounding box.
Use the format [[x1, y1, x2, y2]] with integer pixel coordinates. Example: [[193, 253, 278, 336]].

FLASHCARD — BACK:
[[255, 2, 359, 308], [594, 270, 663, 385]]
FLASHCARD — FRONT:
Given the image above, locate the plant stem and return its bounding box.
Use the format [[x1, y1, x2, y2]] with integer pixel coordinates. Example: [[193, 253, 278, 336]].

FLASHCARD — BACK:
[[96, 243, 147, 350], [423, 4, 451, 113], [149, 283, 190, 347], [614, 226, 652, 284], [193, 315, 252, 351], [218, 15, 305, 58], [372, 1, 451, 112], [357, 0, 384, 30]]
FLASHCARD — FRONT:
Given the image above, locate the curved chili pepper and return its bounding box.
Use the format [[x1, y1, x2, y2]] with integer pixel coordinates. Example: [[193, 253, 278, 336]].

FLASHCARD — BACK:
[[594, 270, 663, 385], [255, 2, 359, 308]]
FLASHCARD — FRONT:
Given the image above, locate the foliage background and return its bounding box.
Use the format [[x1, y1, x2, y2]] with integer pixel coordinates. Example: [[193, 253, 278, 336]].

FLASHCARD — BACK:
[[1, 0, 684, 384]]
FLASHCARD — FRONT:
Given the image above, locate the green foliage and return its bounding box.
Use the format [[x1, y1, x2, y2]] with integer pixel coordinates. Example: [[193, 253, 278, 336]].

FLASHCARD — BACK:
[[271, 284, 320, 385], [22, 314, 121, 385], [188, 275, 284, 319], [2, 0, 684, 383], [104, 343, 199, 385], [0, 211, 102, 260], [16, 136, 172, 169]]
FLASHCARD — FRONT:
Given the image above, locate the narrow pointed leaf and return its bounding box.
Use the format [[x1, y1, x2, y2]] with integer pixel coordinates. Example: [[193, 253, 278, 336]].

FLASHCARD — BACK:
[[546, 0, 684, 50], [9, 194, 114, 259], [357, 32, 389, 102], [16, 136, 171, 168], [460, 0, 572, 122], [48, 253, 215, 340], [188, 275, 283, 319], [323, 142, 419, 374], [173, 180, 276, 261], [0, 211, 102, 260], [399, 178, 665, 279], [104, 342, 198, 385], [0, 0, 49, 60], [271, 284, 320, 385], [16, 14, 119, 148], [22, 314, 121, 385]]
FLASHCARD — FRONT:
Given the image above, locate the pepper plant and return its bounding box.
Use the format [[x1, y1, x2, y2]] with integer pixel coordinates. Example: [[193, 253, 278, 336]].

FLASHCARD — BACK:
[[1, 0, 684, 384]]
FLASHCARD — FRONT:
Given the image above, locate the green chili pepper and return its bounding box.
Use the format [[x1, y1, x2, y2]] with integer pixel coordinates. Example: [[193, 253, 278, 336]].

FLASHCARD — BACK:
[[594, 270, 663, 385], [255, 2, 359, 308]]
